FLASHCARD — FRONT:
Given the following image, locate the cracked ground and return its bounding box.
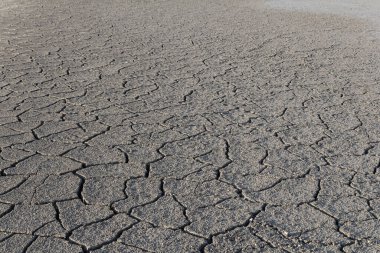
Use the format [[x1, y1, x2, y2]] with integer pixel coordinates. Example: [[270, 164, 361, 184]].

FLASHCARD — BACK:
[[1, 0, 380, 252]]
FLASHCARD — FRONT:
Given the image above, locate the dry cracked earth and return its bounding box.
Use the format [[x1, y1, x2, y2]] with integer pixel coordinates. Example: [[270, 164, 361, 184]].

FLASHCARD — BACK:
[[1, 0, 380, 252]]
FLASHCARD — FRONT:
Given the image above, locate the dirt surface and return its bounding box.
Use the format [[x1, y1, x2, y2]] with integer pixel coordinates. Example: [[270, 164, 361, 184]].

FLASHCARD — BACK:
[[0, 0, 380, 252]]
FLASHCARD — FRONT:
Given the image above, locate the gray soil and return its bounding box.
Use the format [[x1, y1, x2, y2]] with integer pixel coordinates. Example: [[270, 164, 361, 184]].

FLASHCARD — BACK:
[[0, 0, 380, 252]]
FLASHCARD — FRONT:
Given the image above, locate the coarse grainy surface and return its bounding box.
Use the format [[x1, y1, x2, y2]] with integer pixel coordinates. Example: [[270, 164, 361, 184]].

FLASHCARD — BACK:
[[0, 0, 380, 252]]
